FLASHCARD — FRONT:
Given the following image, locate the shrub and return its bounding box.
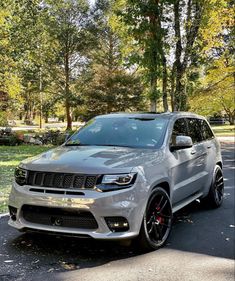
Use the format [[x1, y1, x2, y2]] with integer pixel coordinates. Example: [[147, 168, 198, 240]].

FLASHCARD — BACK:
[[0, 112, 8, 127]]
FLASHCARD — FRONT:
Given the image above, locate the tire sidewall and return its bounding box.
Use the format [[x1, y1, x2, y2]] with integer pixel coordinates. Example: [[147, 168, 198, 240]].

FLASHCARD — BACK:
[[142, 187, 172, 250], [211, 165, 224, 207]]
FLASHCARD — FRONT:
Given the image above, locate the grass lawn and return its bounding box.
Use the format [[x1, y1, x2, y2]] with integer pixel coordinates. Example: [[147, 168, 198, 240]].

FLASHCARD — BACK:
[[211, 124, 235, 136], [0, 145, 52, 213]]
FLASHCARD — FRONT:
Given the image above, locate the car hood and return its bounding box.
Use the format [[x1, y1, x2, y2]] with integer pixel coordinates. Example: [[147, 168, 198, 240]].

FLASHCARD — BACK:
[[20, 145, 164, 174]]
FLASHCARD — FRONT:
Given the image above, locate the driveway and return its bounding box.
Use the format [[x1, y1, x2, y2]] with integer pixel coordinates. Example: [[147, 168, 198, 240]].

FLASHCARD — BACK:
[[0, 143, 234, 281]]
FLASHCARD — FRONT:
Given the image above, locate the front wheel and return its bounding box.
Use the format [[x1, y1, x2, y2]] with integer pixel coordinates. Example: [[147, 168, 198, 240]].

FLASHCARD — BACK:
[[201, 165, 224, 208], [137, 187, 172, 252]]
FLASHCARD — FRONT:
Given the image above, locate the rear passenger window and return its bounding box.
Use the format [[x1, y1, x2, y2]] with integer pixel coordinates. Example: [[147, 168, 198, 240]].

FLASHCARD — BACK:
[[187, 118, 203, 143], [171, 118, 187, 145], [200, 120, 214, 140]]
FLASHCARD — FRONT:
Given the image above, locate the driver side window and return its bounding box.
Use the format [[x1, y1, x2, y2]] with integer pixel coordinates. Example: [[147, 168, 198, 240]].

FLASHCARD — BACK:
[[171, 118, 188, 146]]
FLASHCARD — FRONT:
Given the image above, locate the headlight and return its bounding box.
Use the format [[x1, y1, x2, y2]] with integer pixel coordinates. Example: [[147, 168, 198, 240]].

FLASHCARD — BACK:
[[15, 167, 27, 186], [96, 173, 137, 192]]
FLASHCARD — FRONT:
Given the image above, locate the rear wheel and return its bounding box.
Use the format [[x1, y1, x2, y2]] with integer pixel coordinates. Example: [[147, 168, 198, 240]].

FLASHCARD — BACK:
[[201, 165, 224, 208], [138, 187, 172, 251]]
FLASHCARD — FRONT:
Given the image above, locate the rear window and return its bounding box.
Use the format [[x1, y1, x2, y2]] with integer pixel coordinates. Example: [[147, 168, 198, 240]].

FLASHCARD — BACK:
[[200, 120, 214, 140]]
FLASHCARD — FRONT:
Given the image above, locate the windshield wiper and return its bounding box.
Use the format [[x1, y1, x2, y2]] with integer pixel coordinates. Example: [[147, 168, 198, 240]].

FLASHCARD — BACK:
[[64, 143, 92, 146], [93, 144, 134, 148], [65, 143, 134, 148], [129, 117, 156, 121]]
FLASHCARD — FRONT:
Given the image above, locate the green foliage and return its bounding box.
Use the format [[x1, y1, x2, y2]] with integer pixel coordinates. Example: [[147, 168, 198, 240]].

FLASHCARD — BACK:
[[0, 0, 233, 123], [113, 0, 166, 109], [76, 4, 146, 120], [0, 145, 52, 213], [190, 1, 234, 124], [190, 55, 235, 124], [0, 112, 8, 126], [0, 1, 22, 103], [43, 0, 92, 129], [80, 67, 145, 120]]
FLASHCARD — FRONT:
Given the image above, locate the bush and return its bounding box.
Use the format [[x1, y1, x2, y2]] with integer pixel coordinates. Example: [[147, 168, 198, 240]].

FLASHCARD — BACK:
[[0, 112, 8, 127], [0, 134, 21, 146]]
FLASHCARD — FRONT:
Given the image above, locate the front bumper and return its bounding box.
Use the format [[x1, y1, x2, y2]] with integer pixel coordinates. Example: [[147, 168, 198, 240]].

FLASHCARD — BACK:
[[8, 181, 148, 240]]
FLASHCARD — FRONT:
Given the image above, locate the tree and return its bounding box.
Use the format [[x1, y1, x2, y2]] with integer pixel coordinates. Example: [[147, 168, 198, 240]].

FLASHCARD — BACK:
[[190, 1, 234, 124], [76, 1, 145, 120], [113, 0, 169, 112], [6, 0, 56, 124], [0, 0, 22, 113], [169, 0, 205, 111], [45, 0, 91, 129], [190, 56, 234, 124], [79, 66, 145, 120]]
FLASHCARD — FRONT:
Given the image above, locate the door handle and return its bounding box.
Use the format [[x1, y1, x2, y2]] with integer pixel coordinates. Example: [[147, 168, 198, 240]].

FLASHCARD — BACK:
[[191, 150, 196, 155], [207, 145, 212, 149]]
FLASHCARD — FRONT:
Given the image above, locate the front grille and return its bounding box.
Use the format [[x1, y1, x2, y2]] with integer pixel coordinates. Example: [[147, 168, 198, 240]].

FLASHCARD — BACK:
[[22, 205, 98, 230], [85, 176, 97, 188], [27, 171, 99, 190]]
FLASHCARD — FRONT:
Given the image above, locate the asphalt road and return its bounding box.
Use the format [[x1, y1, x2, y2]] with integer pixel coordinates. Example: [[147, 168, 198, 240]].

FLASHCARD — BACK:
[[0, 143, 234, 281]]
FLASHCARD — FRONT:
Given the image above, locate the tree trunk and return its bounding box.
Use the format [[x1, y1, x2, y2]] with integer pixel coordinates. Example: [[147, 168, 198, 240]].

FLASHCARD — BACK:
[[44, 113, 49, 124], [149, 75, 157, 112], [162, 56, 168, 112], [150, 100, 156, 112], [170, 64, 176, 111], [65, 99, 72, 130], [65, 53, 72, 130], [229, 115, 235, 125], [174, 0, 184, 111], [173, 0, 202, 111]]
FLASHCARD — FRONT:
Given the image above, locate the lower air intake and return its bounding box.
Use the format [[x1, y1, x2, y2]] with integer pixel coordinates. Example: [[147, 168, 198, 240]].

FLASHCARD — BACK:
[[22, 205, 98, 230]]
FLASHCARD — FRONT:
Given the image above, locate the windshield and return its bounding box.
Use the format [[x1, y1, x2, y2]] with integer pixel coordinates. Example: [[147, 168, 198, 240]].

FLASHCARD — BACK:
[[66, 117, 168, 149]]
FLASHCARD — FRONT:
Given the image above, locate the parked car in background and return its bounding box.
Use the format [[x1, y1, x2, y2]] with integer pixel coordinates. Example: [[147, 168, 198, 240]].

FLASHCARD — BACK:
[[209, 117, 226, 125], [8, 112, 224, 251]]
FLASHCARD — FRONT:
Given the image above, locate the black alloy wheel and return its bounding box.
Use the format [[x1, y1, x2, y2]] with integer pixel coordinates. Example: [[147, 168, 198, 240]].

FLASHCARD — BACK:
[[138, 187, 172, 251], [214, 168, 224, 205], [202, 165, 224, 208]]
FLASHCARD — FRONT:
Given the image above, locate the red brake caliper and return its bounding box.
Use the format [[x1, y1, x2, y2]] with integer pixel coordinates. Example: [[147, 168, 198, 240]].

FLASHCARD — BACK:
[[156, 206, 163, 224]]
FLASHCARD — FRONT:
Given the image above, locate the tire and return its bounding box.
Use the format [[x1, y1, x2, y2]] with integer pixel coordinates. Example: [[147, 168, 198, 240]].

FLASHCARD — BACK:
[[137, 187, 172, 252], [201, 165, 224, 208]]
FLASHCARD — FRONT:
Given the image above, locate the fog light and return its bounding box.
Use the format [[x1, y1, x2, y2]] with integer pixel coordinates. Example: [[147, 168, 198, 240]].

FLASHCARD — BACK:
[[105, 217, 129, 232], [9, 206, 17, 221]]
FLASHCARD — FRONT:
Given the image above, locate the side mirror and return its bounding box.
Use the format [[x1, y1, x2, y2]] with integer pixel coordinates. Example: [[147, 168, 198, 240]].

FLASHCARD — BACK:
[[171, 136, 193, 151]]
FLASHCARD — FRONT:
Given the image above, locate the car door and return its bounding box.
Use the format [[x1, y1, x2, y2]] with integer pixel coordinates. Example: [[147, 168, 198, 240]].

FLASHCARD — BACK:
[[169, 118, 198, 204], [199, 119, 217, 186], [170, 118, 206, 204], [185, 118, 209, 193]]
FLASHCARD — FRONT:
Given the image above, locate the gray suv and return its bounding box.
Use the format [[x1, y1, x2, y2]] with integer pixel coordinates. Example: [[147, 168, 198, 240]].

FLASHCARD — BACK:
[[8, 112, 224, 250]]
